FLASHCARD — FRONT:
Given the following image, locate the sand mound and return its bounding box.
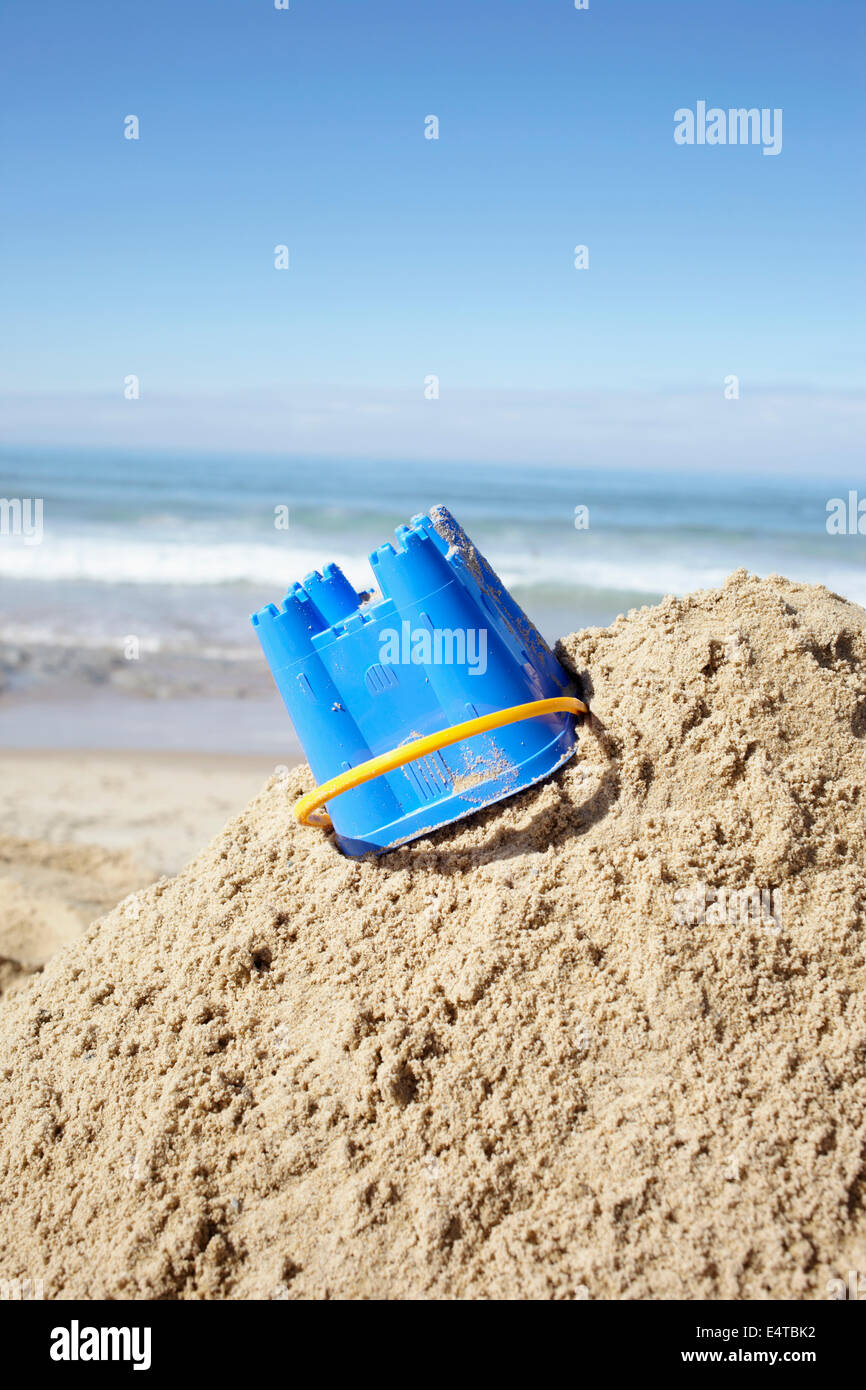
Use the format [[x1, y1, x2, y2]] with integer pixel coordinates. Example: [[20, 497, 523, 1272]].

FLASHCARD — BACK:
[[0, 838, 147, 1000], [2, 571, 866, 1300], [0, 753, 277, 999]]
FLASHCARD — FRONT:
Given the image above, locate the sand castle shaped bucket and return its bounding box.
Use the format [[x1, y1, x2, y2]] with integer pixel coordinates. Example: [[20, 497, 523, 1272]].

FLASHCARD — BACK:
[[252, 505, 587, 856]]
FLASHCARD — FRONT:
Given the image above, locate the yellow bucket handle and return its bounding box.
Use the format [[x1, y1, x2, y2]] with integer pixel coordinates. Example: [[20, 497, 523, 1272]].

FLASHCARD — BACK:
[[293, 695, 588, 830]]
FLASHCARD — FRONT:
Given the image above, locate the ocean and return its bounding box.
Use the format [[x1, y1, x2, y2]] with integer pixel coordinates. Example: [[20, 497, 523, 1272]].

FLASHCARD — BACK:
[[1, 447, 863, 752]]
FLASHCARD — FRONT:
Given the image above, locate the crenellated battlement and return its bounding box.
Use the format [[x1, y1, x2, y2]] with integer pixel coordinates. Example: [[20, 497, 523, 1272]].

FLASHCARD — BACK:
[[251, 507, 579, 855]]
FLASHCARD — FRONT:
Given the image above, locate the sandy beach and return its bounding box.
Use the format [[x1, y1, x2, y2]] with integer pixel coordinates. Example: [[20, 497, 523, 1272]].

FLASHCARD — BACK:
[[2, 573, 865, 1299], [2, 0, 861, 1344], [0, 750, 280, 998]]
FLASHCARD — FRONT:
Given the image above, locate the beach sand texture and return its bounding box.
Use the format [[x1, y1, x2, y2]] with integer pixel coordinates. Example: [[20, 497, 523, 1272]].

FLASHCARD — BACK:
[[1, 571, 865, 1299], [0, 753, 276, 999]]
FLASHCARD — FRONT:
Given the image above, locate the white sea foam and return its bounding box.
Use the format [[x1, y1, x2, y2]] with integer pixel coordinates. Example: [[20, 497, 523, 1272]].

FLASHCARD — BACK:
[[0, 537, 368, 591], [1, 533, 863, 610]]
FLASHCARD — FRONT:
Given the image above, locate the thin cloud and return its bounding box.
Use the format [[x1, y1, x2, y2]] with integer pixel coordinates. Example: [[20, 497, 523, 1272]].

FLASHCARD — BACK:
[[1, 386, 863, 474]]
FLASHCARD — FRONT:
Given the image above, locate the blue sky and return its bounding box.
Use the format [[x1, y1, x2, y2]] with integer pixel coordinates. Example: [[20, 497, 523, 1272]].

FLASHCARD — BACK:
[[0, 0, 863, 465]]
